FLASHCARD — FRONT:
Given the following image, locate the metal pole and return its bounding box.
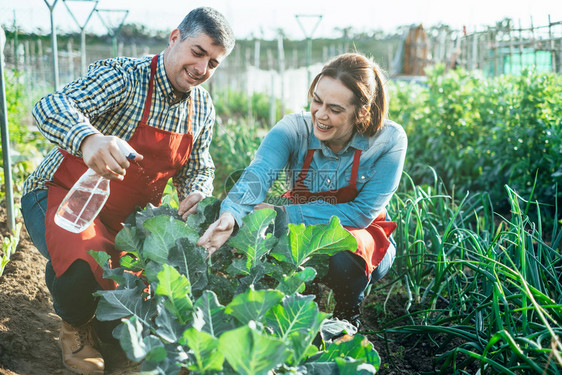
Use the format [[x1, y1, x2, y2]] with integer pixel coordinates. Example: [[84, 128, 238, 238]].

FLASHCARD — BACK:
[[306, 37, 311, 85], [80, 29, 86, 74], [96, 9, 128, 58], [63, 0, 99, 76], [295, 14, 322, 87], [548, 15, 556, 73], [112, 35, 117, 57], [44, 0, 60, 90], [0, 27, 16, 232], [277, 32, 285, 117]]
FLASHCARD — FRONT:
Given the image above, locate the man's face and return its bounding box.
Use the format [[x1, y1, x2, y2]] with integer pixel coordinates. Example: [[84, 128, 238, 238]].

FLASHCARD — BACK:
[[164, 29, 227, 94]]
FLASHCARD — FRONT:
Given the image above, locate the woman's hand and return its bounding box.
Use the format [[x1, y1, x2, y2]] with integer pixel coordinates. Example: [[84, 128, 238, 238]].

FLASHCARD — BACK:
[[196, 212, 236, 255]]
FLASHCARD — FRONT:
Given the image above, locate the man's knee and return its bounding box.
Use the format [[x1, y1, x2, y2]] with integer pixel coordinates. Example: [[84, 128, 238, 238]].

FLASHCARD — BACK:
[[329, 251, 367, 276]]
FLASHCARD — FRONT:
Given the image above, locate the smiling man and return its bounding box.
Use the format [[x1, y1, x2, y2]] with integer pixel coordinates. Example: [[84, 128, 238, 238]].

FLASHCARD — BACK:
[[20, 7, 234, 374]]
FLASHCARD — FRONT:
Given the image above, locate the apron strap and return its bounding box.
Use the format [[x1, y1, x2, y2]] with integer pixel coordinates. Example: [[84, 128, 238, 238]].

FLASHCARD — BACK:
[[296, 149, 316, 184], [141, 54, 159, 124]]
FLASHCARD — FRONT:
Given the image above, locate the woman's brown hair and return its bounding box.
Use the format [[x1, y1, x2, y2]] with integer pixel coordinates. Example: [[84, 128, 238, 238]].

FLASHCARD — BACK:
[[308, 53, 388, 136]]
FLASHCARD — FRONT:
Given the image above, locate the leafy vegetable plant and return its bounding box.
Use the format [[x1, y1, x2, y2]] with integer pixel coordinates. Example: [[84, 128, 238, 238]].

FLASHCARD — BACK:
[[91, 198, 380, 374]]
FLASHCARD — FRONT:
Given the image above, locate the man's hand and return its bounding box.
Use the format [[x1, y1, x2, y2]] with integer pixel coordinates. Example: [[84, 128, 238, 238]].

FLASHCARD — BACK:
[[196, 212, 236, 255], [81, 134, 143, 180], [178, 191, 205, 221]]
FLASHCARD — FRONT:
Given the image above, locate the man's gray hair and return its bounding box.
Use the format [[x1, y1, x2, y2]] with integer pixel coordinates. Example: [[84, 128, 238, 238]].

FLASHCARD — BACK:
[[178, 7, 235, 55]]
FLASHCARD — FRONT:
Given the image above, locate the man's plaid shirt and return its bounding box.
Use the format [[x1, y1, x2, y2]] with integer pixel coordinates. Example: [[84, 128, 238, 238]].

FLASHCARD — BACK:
[[23, 52, 215, 199]]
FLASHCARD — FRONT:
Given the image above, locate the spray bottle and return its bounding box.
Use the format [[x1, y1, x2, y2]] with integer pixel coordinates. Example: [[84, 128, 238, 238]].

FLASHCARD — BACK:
[[54, 142, 137, 233]]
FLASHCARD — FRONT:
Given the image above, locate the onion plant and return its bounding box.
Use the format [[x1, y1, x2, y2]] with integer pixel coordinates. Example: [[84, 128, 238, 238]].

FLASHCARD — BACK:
[[377, 171, 562, 374]]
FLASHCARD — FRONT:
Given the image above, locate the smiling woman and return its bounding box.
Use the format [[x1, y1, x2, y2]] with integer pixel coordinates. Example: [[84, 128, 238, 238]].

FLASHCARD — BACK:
[[198, 52, 407, 327], [310, 76, 357, 153]]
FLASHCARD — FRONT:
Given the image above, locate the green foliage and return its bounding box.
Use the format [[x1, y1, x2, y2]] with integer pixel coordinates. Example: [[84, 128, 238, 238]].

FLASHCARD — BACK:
[[382, 171, 562, 374], [213, 89, 285, 127], [0, 70, 50, 197], [92, 199, 380, 374], [389, 66, 562, 219], [0, 223, 22, 277], [210, 120, 263, 199]]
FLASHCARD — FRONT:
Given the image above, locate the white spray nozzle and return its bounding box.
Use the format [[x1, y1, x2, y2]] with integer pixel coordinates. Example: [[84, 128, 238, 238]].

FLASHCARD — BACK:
[[117, 141, 137, 160]]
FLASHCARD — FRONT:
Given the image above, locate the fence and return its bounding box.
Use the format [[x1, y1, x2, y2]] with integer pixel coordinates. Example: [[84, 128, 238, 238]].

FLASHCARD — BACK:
[[2, 16, 561, 121], [393, 17, 562, 78]]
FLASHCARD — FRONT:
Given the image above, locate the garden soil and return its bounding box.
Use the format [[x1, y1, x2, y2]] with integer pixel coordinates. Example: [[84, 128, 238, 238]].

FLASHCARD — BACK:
[[0, 205, 434, 374]]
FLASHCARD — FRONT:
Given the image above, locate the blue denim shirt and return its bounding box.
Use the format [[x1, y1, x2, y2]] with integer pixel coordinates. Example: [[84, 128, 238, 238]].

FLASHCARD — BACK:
[[221, 112, 407, 228]]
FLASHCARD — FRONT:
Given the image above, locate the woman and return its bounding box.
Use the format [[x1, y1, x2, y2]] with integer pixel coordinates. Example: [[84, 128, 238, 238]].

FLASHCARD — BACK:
[[198, 53, 407, 326]]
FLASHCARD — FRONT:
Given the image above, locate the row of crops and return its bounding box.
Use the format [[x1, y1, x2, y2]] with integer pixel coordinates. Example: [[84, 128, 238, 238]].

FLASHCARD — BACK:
[[1, 65, 561, 373]]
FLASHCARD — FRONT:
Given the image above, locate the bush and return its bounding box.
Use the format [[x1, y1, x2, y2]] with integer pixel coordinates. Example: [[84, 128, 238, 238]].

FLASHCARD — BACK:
[[389, 66, 562, 219]]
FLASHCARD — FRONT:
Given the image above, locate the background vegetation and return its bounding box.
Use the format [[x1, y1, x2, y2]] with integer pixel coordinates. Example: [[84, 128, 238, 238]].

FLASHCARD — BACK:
[[1, 48, 561, 372]]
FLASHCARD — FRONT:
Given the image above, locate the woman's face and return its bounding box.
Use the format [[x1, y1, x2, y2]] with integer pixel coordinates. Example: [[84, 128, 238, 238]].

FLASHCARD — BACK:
[[310, 76, 357, 153]]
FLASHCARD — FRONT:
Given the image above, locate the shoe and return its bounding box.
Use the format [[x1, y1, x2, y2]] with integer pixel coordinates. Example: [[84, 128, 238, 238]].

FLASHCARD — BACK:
[[332, 304, 362, 330], [59, 319, 105, 374]]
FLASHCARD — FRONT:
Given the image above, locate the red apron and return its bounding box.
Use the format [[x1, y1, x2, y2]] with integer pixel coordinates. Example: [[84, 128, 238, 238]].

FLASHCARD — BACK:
[[283, 149, 397, 275], [45, 54, 194, 290]]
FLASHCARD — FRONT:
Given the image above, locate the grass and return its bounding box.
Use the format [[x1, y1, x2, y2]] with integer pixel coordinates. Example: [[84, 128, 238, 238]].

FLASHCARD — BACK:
[[372, 170, 562, 374]]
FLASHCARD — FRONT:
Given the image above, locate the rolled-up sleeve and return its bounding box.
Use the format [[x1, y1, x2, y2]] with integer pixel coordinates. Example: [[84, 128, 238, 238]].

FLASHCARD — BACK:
[[220, 116, 299, 225], [175, 99, 216, 199], [32, 60, 130, 156]]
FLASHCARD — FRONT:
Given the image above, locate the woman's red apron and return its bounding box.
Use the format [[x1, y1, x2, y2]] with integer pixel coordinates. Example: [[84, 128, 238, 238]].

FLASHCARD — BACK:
[[45, 54, 193, 290], [283, 148, 396, 275]]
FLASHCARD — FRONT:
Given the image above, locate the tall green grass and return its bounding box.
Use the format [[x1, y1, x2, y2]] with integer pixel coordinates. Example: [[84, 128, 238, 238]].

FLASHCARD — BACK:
[[378, 170, 562, 374]]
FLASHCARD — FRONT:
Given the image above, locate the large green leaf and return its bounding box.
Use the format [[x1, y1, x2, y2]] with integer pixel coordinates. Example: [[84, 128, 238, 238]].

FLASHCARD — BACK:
[[119, 317, 149, 362], [228, 209, 278, 271], [225, 287, 284, 325], [181, 328, 224, 373], [284, 216, 357, 267], [193, 291, 235, 337], [186, 197, 221, 233], [235, 264, 267, 295], [154, 302, 185, 343], [218, 324, 290, 375], [142, 215, 199, 264], [170, 238, 208, 295], [317, 334, 380, 373], [135, 203, 179, 233], [155, 264, 193, 324], [276, 267, 317, 295], [114, 226, 142, 257], [266, 294, 325, 340], [95, 286, 157, 328], [335, 357, 377, 375], [266, 294, 328, 364]]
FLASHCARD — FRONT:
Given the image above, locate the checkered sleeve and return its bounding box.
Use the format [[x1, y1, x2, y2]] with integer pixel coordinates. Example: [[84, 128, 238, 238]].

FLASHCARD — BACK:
[[31, 59, 131, 156], [174, 89, 216, 200]]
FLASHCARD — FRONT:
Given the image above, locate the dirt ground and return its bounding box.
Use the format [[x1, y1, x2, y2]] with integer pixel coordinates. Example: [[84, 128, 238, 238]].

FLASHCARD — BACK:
[[0, 205, 434, 374]]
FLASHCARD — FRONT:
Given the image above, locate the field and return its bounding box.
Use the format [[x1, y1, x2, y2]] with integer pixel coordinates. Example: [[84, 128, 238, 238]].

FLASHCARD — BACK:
[[0, 60, 561, 374], [0, 205, 447, 375]]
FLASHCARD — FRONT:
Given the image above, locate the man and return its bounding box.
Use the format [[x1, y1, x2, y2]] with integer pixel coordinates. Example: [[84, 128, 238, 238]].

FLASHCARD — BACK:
[[20, 7, 234, 374]]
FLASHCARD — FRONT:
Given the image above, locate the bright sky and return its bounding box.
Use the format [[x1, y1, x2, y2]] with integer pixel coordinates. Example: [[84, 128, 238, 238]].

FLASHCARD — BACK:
[[1, 0, 561, 39]]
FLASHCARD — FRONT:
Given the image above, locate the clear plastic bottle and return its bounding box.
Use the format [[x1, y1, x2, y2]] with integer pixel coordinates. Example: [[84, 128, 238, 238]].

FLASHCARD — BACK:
[[54, 143, 137, 233], [54, 169, 110, 233]]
